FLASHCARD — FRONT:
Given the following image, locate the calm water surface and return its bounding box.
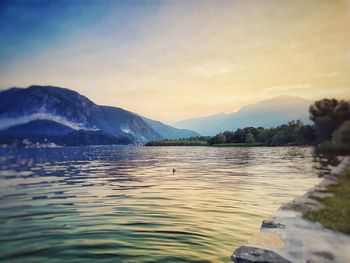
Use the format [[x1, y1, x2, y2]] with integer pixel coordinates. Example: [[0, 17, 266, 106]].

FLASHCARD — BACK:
[[0, 146, 324, 262]]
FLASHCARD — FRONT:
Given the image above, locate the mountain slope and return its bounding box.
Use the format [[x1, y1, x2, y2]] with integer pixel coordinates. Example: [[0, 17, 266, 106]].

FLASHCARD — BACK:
[[172, 113, 228, 136], [141, 116, 200, 139], [172, 96, 312, 135], [0, 85, 198, 145], [219, 96, 312, 133], [0, 119, 132, 146], [0, 86, 160, 142]]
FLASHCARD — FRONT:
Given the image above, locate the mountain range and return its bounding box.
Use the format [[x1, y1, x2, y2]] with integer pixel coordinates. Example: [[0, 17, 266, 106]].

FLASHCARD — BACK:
[[0, 86, 198, 146], [172, 95, 312, 135], [0, 86, 314, 146]]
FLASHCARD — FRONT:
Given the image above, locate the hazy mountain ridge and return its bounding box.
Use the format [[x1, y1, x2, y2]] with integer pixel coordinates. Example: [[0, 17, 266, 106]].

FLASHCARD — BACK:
[[0, 86, 198, 145], [172, 113, 228, 136], [141, 116, 199, 140], [172, 96, 312, 135]]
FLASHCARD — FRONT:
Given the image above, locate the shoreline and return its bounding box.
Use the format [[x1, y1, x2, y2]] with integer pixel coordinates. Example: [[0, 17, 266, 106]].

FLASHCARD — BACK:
[[231, 156, 350, 263], [145, 143, 308, 147]]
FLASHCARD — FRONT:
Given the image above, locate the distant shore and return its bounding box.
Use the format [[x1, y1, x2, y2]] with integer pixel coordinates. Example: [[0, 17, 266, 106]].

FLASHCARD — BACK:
[[146, 141, 292, 147]]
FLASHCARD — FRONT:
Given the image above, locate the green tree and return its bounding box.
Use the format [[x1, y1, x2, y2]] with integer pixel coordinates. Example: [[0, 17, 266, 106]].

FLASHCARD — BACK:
[[332, 120, 350, 145], [234, 128, 246, 143], [223, 131, 235, 143], [208, 133, 227, 145], [268, 121, 303, 146], [309, 99, 350, 142], [245, 132, 255, 144], [297, 125, 315, 145]]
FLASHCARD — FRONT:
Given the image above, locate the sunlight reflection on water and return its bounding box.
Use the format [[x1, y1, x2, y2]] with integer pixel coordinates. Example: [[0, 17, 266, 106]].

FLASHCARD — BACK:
[[0, 146, 325, 262]]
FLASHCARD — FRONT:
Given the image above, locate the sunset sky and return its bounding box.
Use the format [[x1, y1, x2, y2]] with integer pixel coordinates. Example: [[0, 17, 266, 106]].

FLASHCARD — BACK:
[[1, 0, 349, 122]]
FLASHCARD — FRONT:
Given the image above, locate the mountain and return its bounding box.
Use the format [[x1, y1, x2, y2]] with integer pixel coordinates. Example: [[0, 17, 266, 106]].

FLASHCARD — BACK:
[[171, 113, 228, 136], [141, 116, 199, 139], [0, 85, 198, 146], [172, 96, 312, 135], [0, 120, 132, 146]]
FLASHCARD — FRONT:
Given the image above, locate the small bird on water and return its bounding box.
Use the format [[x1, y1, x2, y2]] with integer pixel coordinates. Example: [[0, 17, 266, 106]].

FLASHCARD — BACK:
[[172, 168, 176, 174]]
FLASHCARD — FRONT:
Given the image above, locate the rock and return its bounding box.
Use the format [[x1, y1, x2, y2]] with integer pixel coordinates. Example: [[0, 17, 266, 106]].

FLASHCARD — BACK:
[[312, 251, 334, 260], [232, 246, 292, 263], [261, 219, 285, 229]]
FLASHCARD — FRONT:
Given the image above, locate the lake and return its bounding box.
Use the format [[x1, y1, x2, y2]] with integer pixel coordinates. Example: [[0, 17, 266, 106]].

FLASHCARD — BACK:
[[0, 146, 326, 262]]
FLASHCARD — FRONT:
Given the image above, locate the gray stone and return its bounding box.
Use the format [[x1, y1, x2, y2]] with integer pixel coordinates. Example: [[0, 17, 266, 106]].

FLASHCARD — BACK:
[[232, 246, 292, 263], [261, 219, 285, 229], [313, 251, 334, 260]]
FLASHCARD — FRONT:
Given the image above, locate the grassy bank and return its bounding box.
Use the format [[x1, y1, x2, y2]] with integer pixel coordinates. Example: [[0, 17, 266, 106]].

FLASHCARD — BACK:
[[315, 142, 350, 155], [303, 168, 350, 234], [213, 142, 265, 147]]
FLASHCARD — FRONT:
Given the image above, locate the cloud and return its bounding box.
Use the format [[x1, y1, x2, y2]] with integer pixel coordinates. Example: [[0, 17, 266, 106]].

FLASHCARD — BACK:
[[264, 83, 311, 92], [0, 113, 97, 131], [316, 71, 339, 78], [1, 1, 349, 122]]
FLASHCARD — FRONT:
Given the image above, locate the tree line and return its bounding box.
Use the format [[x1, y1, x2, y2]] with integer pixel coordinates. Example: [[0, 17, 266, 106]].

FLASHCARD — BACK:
[[146, 98, 350, 150], [207, 120, 315, 146]]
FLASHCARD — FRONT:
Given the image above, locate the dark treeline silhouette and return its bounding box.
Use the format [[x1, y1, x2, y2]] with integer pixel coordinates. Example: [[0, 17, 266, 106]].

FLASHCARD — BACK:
[[145, 121, 315, 147], [310, 99, 350, 143], [146, 98, 350, 150], [207, 120, 315, 146], [310, 98, 350, 154]]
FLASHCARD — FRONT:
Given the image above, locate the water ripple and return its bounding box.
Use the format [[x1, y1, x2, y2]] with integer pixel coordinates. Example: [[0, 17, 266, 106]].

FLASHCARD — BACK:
[[0, 146, 327, 262]]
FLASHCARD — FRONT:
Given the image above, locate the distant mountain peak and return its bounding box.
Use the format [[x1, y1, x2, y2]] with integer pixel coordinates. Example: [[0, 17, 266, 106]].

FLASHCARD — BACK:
[[172, 95, 312, 135], [238, 95, 312, 113]]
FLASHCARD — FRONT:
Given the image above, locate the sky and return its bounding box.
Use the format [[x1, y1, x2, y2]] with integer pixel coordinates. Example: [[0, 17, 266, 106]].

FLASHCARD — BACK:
[[0, 0, 349, 123]]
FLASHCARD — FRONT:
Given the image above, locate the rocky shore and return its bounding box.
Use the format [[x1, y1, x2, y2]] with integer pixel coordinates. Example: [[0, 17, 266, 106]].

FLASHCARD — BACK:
[[232, 157, 350, 263]]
